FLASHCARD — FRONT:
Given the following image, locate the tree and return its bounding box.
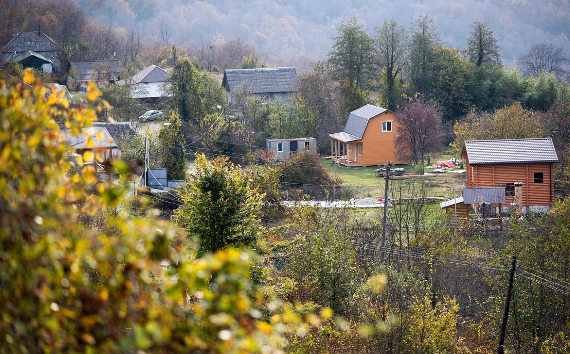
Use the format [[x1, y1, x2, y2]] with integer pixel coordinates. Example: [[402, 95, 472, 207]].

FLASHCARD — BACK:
[[465, 21, 501, 67], [328, 18, 374, 113], [451, 102, 544, 156], [167, 58, 203, 128], [374, 20, 408, 110], [407, 15, 440, 96], [1, 71, 319, 353], [159, 112, 187, 180], [519, 42, 569, 79], [394, 98, 442, 167], [174, 154, 263, 256]]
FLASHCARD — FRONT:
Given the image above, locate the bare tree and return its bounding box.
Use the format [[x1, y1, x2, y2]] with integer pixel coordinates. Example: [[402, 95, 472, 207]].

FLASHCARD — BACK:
[[519, 42, 569, 79], [394, 98, 442, 167], [465, 21, 501, 67], [159, 19, 172, 45]]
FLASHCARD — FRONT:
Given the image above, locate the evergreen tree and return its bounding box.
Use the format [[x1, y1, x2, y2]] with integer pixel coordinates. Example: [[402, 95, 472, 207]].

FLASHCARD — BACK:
[[167, 58, 203, 127], [465, 21, 501, 67], [407, 15, 440, 96], [159, 112, 186, 180]]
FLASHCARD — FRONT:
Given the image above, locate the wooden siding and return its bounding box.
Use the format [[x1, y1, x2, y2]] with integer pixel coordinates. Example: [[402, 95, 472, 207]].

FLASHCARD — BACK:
[[465, 160, 554, 207]]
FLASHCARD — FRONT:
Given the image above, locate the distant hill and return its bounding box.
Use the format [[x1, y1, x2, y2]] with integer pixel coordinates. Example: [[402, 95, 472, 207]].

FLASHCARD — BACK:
[[72, 0, 569, 67]]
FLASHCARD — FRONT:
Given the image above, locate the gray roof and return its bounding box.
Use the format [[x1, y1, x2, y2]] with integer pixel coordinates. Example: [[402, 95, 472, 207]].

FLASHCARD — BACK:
[[124, 65, 169, 84], [93, 122, 135, 148], [463, 187, 506, 204], [13, 50, 52, 64], [464, 138, 558, 165], [330, 104, 388, 141], [222, 67, 298, 94], [61, 127, 118, 150], [440, 196, 464, 208], [0, 31, 61, 54], [69, 60, 122, 81]]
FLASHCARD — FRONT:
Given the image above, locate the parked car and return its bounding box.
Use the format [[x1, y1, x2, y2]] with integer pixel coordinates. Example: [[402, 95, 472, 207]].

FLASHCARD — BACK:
[[139, 110, 163, 122]]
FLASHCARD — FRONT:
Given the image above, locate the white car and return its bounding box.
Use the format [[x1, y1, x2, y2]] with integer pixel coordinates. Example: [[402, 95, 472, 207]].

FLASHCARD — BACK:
[[139, 110, 163, 122]]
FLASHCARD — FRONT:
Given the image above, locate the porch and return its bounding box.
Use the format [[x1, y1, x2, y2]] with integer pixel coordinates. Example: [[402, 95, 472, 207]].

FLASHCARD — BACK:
[[329, 133, 362, 167]]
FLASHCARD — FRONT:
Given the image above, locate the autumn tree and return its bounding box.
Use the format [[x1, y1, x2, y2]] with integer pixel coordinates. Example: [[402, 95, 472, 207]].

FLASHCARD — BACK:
[[159, 112, 187, 180], [328, 18, 375, 113], [519, 42, 569, 79], [451, 102, 544, 156], [374, 20, 408, 110], [394, 98, 442, 168], [465, 21, 501, 67], [174, 154, 263, 256], [1, 71, 324, 353]]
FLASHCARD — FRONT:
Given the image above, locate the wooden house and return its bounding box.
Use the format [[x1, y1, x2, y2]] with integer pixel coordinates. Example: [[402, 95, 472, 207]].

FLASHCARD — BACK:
[[329, 104, 404, 167], [266, 138, 317, 159], [462, 138, 558, 212], [222, 67, 298, 104], [0, 30, 66, 73]]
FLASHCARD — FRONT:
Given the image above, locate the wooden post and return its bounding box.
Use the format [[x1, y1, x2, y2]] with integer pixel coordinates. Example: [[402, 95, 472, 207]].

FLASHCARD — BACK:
[[381, 161, 391, 262], [514, 182, 523, 214], [498, 256, 517, 354]]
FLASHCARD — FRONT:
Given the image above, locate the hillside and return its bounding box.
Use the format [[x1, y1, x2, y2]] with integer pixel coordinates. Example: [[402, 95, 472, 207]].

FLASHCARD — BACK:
[[72, 0, 570, 67]]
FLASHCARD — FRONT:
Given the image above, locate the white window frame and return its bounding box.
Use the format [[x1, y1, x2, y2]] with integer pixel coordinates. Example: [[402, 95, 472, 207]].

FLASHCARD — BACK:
[[358, 144, 362, 156], [304, 141, 310, 151], [277, 142, 283, 152], [382, 121, 392, 132]]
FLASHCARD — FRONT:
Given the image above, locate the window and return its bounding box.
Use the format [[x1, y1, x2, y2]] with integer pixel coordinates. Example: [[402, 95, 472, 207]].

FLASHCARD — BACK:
[[534, 172, 544, 183], [277, 142, 283, 152], [358, 144, 362, 156], [348, 145, 351, 151], [304, 141, 310, 151], [382, 121, 392, 132], [498, 183, 515, 197]]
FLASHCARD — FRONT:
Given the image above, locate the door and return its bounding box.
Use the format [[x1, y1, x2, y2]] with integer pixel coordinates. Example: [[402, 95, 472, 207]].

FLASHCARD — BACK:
[[290, 141, 298, 152]]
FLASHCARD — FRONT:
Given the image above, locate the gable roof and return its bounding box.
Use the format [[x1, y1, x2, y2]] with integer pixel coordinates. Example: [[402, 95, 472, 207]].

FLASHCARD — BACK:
[[0, 31, 62, 54], [463, 138, 558, 165], [123, 65, 169, 84], [93, 122, 135, 148], [329, 104, 388, 142], [69, 60, 122, 81], [222, 67, 298, 94], [13, 50, 52, 64], [463, 187, 507, 204]]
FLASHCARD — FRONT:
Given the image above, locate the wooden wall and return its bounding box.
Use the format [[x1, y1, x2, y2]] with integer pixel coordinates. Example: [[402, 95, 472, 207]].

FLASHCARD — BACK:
[[354, 111, 406, 166], [465, 161, 554, 207]]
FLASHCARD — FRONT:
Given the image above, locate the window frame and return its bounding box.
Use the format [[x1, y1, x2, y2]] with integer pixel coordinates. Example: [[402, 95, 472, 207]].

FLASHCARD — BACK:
[[277, 142, 283, 152], [382, 120, 392, 132], [534, 172, 544, 183], [358, 144, 362, 156]]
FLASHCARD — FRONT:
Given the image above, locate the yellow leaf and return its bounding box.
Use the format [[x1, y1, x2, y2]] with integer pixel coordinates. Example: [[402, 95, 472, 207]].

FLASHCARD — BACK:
[[23, 69, 35, 85], [86, 138, 95, 148], [256, 321, 273, 334], [95, 151, 105, 163], [87, 82, 102, 101], [96, 131, 105, 141], [103, 100, 111, 109], [81, 333, 96, 345], [83, 151, 94, 162], [46, 93, 57, 105], [76, 155, 84, 166]]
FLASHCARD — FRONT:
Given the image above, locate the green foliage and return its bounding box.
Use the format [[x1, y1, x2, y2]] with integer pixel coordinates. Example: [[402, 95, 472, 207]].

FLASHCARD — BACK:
[[101, 85, 146, 122], [159, 112, 187, 180], [174, 154, 263, 256], [167, 58, 203, 127], [0, 71, 329, 353], [241, 53, 259, 69], [279, 152, 341, 187]]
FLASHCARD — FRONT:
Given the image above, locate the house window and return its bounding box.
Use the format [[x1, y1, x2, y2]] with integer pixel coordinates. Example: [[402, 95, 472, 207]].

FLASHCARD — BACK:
[[348, 145, 351, 152], [382, 121, 392, 132], [534, 172, 544, 183], [498, 183, 515, 197], [277, 142, 283, 152], [304, 141, 310, 151], [358, 144, 362, 156]]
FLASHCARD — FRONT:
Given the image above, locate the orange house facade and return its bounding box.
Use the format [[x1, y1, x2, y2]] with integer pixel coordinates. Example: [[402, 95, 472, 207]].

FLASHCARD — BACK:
[[462, 138, 558, 212], [329, 105, 404, 167]]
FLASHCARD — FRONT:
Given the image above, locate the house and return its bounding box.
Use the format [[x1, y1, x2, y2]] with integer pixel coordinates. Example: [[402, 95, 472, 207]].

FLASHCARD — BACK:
[[61, 126, 120, 175], [222, 67, 298, 104], [0, 30, 66, 73], [329, 104, 404, 167], [67, 60, 122, 92], [266, 138, 317, 159], [117, 64, 171, 101], [462, 138, 558, 212], [12, 50, 53, 73]]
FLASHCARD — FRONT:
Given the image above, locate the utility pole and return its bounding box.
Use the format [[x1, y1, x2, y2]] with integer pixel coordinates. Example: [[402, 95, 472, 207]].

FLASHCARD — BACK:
[[381, 161, 391, 262], [498, 256, 517, 354]]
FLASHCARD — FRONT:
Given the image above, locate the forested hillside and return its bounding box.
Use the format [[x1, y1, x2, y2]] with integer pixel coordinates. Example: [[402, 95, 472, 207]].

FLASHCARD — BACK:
[[69, 0, 570, 67]]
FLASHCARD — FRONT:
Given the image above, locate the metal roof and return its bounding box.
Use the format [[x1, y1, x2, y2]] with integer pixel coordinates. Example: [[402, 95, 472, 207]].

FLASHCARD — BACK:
[[0, 31, 61, 54], [439, 196, 464, 208], [464, 138, 558, 165], [329, 132, 361, 143], [463, 188, 506, 204], [13, 50, 52, 64], [222, 67, 298, 94], [61, 127, 118, 150], [124, 65, 169, 84]]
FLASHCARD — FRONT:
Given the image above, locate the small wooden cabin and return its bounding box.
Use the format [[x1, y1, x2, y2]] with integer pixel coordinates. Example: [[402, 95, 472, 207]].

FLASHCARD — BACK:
[[462, 138, 558, 212], [329, 104, 405, 167], [266, 138, 317, 159]]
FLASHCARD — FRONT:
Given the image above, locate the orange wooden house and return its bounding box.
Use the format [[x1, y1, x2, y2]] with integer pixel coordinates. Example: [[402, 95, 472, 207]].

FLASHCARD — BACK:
[[329, 104, 404, 167], [462, 138, 558, 212]]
